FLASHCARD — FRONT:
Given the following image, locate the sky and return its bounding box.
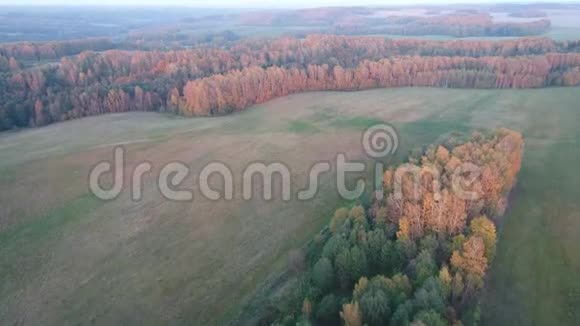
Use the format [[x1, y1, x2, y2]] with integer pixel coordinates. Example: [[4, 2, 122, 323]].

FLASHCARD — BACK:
[[1, 0, 578, 8]]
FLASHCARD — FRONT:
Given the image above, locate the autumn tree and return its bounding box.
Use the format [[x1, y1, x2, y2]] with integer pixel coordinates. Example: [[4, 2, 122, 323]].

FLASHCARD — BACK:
[[330, 207, 349, 233], [341, 302, 362, 326], [450, 235, 488, 302], [469, 216, 497, 261]]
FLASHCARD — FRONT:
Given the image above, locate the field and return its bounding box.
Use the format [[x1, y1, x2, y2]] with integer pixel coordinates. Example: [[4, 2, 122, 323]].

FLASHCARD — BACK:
[[0, 87, 579, 325]]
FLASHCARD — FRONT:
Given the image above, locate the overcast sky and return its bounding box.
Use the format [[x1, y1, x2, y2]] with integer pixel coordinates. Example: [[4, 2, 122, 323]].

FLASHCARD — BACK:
[[1, 0, 578, 8]]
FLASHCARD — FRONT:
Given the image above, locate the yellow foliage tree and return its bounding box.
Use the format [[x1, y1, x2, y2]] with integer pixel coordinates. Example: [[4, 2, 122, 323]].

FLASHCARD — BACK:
[[450, 236, 488, 293], [469, 216, 497, 261], [330, 207, 349, 233], [340, 302, 363, 326]]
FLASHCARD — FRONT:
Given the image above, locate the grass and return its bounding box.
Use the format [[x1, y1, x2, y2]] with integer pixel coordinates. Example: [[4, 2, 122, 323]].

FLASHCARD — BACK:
[[0, 87, 578, 325], [287, 120, 321, 133], [479, 89, 580, 326], [330, 116, 387, 129], [0, 195, 100, 296]]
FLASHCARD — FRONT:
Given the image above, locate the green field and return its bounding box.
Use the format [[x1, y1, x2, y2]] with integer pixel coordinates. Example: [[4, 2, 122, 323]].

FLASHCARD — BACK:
[[0, 87, 579, 325]]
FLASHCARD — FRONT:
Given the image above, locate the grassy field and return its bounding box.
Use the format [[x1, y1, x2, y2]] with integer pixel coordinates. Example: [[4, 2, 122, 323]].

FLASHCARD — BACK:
[[0, 87, 579, 325]]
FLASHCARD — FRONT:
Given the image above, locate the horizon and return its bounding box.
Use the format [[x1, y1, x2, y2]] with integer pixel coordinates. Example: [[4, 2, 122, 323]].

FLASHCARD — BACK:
[[2, 0, 580, 9]]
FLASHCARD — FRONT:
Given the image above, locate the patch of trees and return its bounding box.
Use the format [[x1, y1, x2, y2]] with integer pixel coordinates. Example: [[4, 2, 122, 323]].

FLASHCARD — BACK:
[[0, 38, 115, 62], [0, 55, 21, 73], [260, 129, 524, 325], [1, 34, 580, 130]]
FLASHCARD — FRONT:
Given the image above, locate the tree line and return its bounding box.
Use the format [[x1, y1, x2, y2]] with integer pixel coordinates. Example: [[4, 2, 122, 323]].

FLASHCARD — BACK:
[[177, 53, 580, 116], [239, 8, 552, 38], [2, 34, 577, 77], [333, 14, 552, 38], [0, 38, 115, 63], [1, 34, 580, 130], [259, 128, 524, 326]]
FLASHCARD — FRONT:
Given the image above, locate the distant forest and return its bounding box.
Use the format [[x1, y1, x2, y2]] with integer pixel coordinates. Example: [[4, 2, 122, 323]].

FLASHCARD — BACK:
[[0, 5, 569, 43], [1, 34, 579, 130], [2, 4, 580, 130]]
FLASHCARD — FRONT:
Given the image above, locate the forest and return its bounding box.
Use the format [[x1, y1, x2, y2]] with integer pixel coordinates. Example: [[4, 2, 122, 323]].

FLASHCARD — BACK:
[[1, 34, 580, 130], [331, 13, 551, 37], [262, 128, 524, 325], [238, 8, 552, 37]]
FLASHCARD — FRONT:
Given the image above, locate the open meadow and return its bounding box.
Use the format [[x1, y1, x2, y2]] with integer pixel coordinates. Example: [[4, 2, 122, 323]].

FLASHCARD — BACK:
[[0, 87, 579, 325]]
